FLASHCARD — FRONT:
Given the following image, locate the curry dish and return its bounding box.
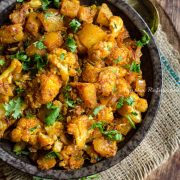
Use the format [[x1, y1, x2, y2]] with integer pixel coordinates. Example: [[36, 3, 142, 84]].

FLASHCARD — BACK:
[[0, 0, 149, 170]]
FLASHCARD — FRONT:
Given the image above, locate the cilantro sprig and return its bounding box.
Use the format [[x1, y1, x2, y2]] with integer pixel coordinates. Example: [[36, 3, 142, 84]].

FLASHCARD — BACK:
[[41, 0, 61, 10], [3, 97, 24, 119], [45, 151, 60, 159], [91, 122, 122, 141], [45, 102, 61, 126], [69, 19, 81, 33], [117, 96, 135, 109], [34, 40, 47, 50], [66, 36, 77, 52], [0, 59, 5, 66]]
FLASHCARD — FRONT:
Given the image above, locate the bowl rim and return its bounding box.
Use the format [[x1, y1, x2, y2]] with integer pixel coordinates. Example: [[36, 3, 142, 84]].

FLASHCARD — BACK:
[[0, 0, 162, 179]]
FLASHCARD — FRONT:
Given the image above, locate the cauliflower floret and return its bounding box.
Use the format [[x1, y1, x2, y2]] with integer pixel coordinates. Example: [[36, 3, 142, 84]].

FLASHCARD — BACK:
[[48, 48, 79, 84], [59, 145, 84, 169], [27, 72, 62, 108], [67, 116, 88, 149], [37, 155, 56, 170], [88, 41, 114, 67], [109, 16, 124, 37], [85, 145, 99, 163], [72, 82, 97, 108], [135, 98, 148, 112], [11, 117, 42, 146], [93, 137, 117, 158], [97, 106, 114, 124], [106, 46, 130, 66], [98, 67, 117, 96]]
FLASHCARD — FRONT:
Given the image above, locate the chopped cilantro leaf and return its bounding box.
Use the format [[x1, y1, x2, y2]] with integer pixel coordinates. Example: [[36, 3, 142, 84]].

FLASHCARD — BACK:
[[44, 12, 54, 19], [131, 112, 138, 116], [3, 97, 24, 119], [124, 96, 134, 106], [34, 40, 46, 50], [45, 151, 60, 159], [54, 0, 60, 8], [136, 30, 151, 47], [45, 103, 61, 126], [15, 87, 25, 95], [130, 62, 141, 73], [125, 115, 136, 129], [80, 174, 101, 180], [93, 105, 105, 116], [114, 56, 122, 64], [29, 125, 40, 133], [103, 130, 123, 141], [91, 122, 122, 141], [60, 53, 65, 60], [0, 59, 5, 66], [41, 0, 51, 10], [69, 19, 81, 33], [34, 54, 48, 71], [117, 97, 124, 109], [66, 36, 77, 52]]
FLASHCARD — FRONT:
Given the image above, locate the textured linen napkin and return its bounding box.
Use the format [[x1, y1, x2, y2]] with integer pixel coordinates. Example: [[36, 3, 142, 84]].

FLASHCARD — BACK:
[[0, 25, 179, 180]]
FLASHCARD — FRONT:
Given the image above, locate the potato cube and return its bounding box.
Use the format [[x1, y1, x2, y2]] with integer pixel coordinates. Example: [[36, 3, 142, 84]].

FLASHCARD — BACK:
[[96, 3, 113, 26], [44, 31, 64, 52], [60, 0, 80, 18], [78, 24, 106, 49], [0, 24, 24, 44]]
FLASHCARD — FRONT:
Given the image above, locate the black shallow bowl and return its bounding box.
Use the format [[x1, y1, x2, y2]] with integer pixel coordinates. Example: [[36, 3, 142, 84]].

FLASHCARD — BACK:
[[0, 0, 162, 179]]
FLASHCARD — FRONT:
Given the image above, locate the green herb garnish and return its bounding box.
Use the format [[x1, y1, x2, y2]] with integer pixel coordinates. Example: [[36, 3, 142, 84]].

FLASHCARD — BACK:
[[45, 151, 60, 159], [93, 105, 105, 116], [29, 125, 40, 133], [69, 19, 81, 33], [66, 36, 77, 52], [0, 59, 5, 66], [130, 62, 141, 73], [34, 54, 48, 71], [131, 112, 138, 116], [125, 96, 134, 106], [117, 97, 124, 109], [114, 56, 122, 64], [34, 40, 46, 50], [80, 174, 101, 180], [3, 97, 24, 119], [15, 87, 25, 95], [44, 12, 54, 19], [125, 115, 136, 129], [91, 122, 122, 141], [45, 102, 61, 126], [60, 53, 65, 60], [136, 30, 151, 47]]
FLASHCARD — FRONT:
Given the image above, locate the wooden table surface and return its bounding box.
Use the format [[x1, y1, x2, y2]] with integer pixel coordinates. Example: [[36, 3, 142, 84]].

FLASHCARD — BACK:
[[145, 0, 180, 180]]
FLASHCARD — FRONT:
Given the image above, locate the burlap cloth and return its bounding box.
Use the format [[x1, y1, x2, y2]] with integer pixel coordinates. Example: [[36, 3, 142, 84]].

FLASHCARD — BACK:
[[0, 25, 179, 179]]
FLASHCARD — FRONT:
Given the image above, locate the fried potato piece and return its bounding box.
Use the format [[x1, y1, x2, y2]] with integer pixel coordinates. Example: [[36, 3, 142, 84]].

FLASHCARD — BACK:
[[96, 3, 113, 26], [73, 83, 97, 108], [93, 137, 117, 158], [78, 24, 106, 49], [134, 79, 146, 97], [11, 117, 42, 146], [28, 0, 42, 9], [67, 116, 88, 149], [59, 145, 84, 169], [135, 98, 148, 112], [60, 0, 80, 18], [78, 5, 97, 23], [37, 155, 56, 170], [38, 9, 64, 32], [0, 24, 24, 44], [25, 12, 41, 37], [43, 31, 64, 52], [116, 78, 131, 97]]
